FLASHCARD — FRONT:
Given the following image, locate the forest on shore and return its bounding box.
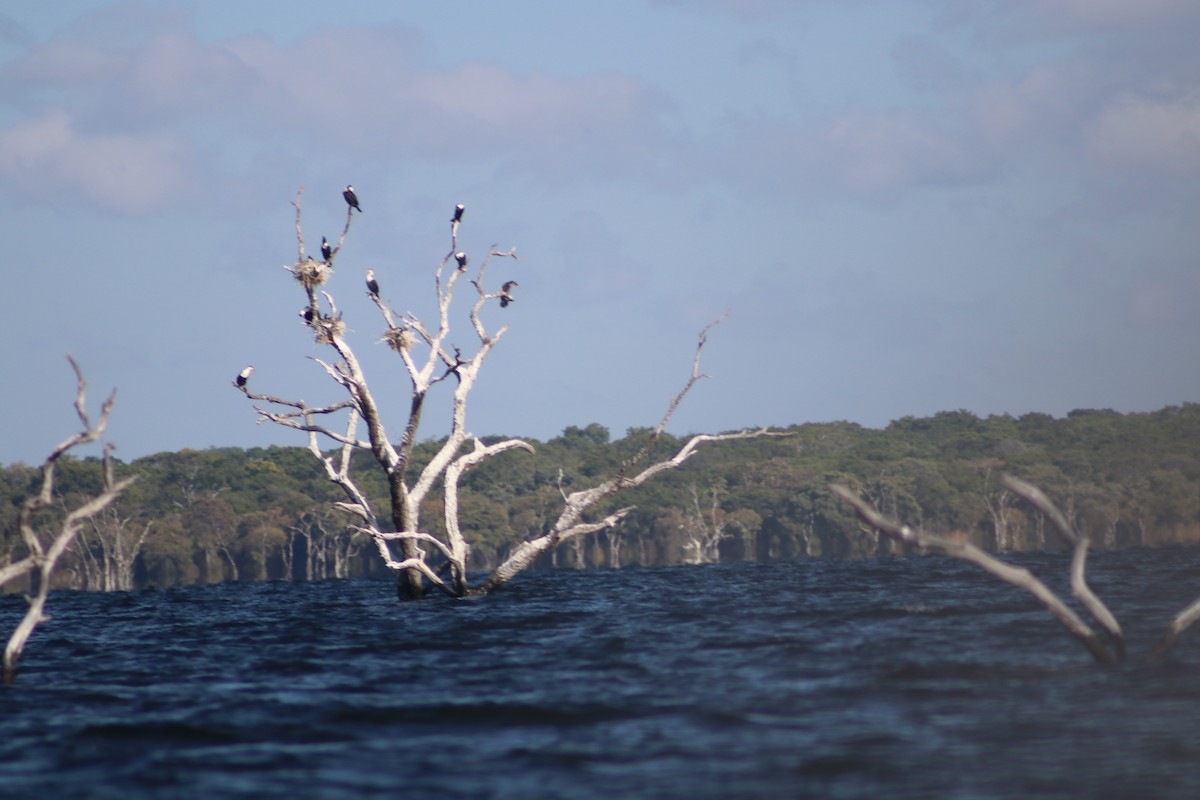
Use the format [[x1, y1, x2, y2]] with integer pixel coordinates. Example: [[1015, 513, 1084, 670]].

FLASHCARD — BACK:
[[3, 404, 1199, 592]]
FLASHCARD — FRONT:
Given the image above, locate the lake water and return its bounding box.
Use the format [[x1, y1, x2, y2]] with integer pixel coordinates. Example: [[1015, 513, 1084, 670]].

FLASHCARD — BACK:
[[4, 549, 1200, 799]]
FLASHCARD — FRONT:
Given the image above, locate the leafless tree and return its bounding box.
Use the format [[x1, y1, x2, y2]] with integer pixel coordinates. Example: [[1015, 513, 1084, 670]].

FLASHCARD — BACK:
[[75, 505, 152, 591], [681, 484, 728, 565], [833, 477, 1200, 665], [238, 188, 784, 600], [288, 509, 364, 581], [1, 358, 133, 684]]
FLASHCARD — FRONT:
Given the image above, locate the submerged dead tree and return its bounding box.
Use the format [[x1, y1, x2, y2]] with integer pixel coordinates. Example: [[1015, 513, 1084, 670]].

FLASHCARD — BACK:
[[833, 478, 1200, 665], [1, 358, 133, 684], [238, 188, 780, 600], [75, 506, 152, 592]]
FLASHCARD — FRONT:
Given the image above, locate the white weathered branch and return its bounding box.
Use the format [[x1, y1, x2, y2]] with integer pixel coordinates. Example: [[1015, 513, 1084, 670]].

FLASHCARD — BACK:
[[4, 359, 132, 684], [475, 507, 635, 596], [830, 483, 1116, 665], [1150, 596, 1200, 662], [442, 437, 535, 594], [0, 556, 37, 589], [474, 319, 788, 596], [1002, 475, 1124, 659]]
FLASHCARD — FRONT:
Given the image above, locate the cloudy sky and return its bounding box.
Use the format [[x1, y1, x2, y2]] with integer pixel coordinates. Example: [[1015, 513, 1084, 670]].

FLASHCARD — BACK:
[[3, 0, 1199, 465]]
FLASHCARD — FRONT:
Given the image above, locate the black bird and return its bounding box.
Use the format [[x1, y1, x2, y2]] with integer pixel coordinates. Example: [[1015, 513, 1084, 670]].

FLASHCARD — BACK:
[[366, 268, 379, 297], [499, 280, 519, 308], [452, 203, 465, 223], [455, 251, 468, 270], [300, 307, 316, 323], [343, 185, 362, 212], [321, 236, 332, 262], [236, 365, 254, 388]]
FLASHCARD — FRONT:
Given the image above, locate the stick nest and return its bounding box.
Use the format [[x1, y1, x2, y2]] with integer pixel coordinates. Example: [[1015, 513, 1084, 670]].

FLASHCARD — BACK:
[[310, 315, 346, 345], [293, 257, 332, 290], [383, 326, 413, 353]]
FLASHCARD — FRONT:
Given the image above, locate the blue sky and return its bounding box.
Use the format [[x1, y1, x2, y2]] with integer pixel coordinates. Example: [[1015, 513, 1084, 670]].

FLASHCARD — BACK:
[[3, 0, 1199, 465]]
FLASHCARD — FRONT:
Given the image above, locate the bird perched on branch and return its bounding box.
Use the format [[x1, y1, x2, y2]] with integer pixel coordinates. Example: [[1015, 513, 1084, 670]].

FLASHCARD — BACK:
[[320, 236, 332, 262], [452, 203, 464, 223], [366, 268, 379, 298], [300, 307, 316, 323], [343, 185, 361, 212], [499, 280, 519, 308], [236, 365, 254, 388], [455, 251, 468, 271]]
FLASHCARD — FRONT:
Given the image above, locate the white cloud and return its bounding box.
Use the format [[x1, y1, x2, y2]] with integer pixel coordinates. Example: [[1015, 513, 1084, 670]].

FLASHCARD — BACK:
[[0, 10, 684, 213], [0, 109, 190, 213]]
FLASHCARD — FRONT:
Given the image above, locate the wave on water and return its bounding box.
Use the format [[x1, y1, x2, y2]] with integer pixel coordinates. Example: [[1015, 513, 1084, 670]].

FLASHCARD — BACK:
[[3, 551, 1200, 798]]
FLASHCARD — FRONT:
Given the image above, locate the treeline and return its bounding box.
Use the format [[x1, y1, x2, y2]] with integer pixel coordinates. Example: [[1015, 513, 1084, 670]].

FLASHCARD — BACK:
[[3, 404, 1199, 592]]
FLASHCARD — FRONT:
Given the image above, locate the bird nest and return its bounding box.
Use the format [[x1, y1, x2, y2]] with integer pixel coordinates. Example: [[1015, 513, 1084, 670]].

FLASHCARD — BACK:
[[292, 257, 332, 290], [383, 326, 412, 353], [311, 315, 346, 345]]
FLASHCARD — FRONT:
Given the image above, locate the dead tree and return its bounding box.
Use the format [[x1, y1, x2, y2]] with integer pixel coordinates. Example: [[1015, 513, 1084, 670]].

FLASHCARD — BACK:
[[1, 358, 133, 684], [833, 477, 1200, 665], [681, 484, 728, 565], [76, 506, 152, 591], [238, 188, 784, 600]]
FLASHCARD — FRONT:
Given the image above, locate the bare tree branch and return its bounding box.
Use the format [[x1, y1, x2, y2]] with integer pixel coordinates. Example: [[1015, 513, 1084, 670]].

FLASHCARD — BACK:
[[830, 483, 1116, 665], [4, 358, 132, 684], [617, 313, 729, 482], [1002, 475, 1124, 660], [1149, 596, 1200, 662], [473, 319, 789, 597]]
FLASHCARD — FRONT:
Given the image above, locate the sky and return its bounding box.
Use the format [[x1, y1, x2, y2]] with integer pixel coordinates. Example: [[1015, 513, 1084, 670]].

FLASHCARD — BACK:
[[3, 0, 1199, 465]]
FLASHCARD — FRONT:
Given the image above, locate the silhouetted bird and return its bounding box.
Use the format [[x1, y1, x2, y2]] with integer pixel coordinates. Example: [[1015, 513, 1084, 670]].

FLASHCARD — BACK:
[[343, 185, 361, 212], [321, 236, 332, 262], [236, 365, 254, 388], [499, 280, 519, 308], [366, 268, 379, 297], [452, 203, 464, 223], [455, 251, 468, 271]]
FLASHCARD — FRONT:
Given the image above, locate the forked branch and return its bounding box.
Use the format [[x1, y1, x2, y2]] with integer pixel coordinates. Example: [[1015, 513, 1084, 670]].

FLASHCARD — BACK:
[[3, 358, 133, 684], [1002, 476, 1124, 660], [835, 477, 1200, 665], [474, 321, 789, 596], [830, 483, 1117, 665]]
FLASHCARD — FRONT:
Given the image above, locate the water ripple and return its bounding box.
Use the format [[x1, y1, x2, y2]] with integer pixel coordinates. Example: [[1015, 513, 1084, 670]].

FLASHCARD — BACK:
[[4, 552, 1200, 798]]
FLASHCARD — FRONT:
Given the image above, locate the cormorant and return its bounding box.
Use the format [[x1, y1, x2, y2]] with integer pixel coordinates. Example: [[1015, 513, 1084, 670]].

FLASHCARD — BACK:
[[300, 307, 316, 323], [321, 236, 332, 262], [452, 203, 465, 223], [499, 280, 518, 308], [343, 185, 362, 212], [366, 268, 379, 297], [236, 365, 254, 387], [455, 251, 468, 270]]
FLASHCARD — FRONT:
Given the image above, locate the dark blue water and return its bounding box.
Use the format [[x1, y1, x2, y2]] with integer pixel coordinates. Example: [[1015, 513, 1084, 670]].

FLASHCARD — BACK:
[[4, 550, 1200, 799]]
